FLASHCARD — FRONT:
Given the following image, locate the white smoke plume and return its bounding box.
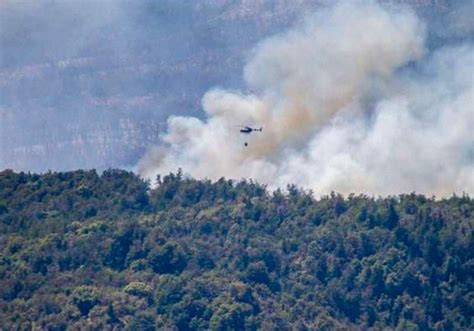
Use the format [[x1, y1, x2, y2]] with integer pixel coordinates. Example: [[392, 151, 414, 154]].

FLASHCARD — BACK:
[[138, 0, 474, 197]]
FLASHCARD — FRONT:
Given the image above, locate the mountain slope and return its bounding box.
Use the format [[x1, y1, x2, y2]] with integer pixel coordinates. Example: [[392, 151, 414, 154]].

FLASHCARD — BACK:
[[0, 170, 472, 330]]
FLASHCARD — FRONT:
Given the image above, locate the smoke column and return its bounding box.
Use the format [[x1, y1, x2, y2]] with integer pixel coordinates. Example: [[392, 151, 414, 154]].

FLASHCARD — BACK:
[[138, 0, 474, 197]]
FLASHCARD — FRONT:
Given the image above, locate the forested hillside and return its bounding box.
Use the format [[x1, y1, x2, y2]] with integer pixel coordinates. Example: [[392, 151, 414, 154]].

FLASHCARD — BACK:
[[0, 170, 472, 330]]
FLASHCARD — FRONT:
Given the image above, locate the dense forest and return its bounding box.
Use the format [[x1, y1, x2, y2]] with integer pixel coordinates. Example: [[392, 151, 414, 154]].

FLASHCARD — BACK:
[[0, 169, 472, 330]]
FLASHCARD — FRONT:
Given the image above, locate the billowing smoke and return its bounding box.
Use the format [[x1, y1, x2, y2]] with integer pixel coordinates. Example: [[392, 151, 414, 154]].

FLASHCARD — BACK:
[[138, 0, 474, 197]]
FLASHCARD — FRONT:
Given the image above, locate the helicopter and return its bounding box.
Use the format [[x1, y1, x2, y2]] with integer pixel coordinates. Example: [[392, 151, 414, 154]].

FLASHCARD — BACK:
[[239, 126, 263, 133], [238, 126, 262, 146]]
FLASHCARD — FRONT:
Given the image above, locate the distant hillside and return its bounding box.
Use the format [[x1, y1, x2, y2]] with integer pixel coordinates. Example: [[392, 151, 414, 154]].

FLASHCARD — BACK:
[[0, 170, 472, 330], [0, 0, 460, 172]]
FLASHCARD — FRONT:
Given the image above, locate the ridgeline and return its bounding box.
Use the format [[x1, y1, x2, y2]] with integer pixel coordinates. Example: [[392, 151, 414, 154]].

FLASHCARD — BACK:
[[0, 169, 472, 330]]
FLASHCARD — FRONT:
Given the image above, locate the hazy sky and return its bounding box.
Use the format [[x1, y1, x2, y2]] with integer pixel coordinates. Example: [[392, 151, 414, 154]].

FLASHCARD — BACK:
[[1, 0, 305, 171], [1, 1, 472, 197]]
